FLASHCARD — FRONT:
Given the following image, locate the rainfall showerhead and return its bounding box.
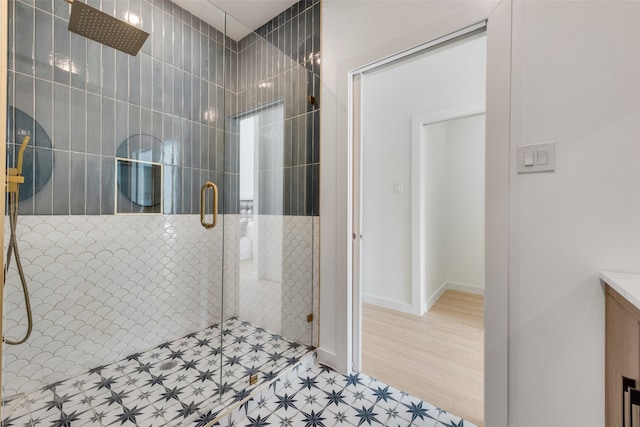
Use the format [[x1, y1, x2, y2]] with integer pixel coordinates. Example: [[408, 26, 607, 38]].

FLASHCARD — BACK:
[[66, 0, 149, 56]]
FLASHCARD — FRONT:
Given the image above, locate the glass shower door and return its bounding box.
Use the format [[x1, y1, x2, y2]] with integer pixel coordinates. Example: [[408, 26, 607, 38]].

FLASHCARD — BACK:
[[2, 0, 230, 424], [216, 3, 321, 410]]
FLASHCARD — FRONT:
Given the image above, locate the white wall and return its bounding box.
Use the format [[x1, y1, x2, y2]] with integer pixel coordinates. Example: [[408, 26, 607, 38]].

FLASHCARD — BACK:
[[320, 1, 640, 426], [424, 114, 486, 308], [360, 36, 486, 311], [507, 2, 640, 425], [444, 115, 485, 292], [424, 122, 448, 304]]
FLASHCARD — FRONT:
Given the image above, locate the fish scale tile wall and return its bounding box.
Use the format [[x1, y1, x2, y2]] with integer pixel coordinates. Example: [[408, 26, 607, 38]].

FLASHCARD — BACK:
[[3, 214, 319, 396], [4, 215, 223, 395], [3, 0, 321, 398]]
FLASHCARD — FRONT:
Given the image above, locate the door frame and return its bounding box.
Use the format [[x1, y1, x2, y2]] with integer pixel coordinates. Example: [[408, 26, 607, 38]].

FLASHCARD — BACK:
[[350, 19, 487, 373], [346, 3, 512, 426], [411, 104, 486, 315]]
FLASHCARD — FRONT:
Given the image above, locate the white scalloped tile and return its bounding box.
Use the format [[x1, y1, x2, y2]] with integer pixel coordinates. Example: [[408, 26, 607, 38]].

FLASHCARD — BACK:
[[2, 215, 226, 396], [3, 213, 319, 400]]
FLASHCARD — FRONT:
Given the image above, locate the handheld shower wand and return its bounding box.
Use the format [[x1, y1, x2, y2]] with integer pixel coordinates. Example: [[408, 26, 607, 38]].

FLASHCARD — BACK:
[[4, 135, 33, 345]]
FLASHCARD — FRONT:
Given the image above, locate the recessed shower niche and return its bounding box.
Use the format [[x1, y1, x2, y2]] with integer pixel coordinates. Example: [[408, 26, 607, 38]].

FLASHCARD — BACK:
[[115, 158, 163, 214], [115, 134, 163, 214]]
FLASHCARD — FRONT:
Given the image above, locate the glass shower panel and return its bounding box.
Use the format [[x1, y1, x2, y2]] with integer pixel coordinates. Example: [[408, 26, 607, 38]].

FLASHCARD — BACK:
[[217, 4, 320, 408], [3, 0, 230, 422]]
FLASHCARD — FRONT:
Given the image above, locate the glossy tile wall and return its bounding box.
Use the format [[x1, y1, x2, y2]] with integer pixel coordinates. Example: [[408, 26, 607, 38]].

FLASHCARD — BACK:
[[2, 214, 319, 397], [7, 0, 232, 215], [3, 0, 321, 399], [2, 214, 225, 396], [229, 0, 320, 217]]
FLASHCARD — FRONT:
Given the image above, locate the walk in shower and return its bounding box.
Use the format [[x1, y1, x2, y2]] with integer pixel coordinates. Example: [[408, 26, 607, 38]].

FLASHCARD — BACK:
[[2, 0, 320, 425]]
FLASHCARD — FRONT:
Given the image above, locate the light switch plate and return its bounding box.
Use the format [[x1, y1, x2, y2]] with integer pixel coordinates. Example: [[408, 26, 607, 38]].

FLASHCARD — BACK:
[[393, 181, 403, 194], [517, 142, 556, 174]]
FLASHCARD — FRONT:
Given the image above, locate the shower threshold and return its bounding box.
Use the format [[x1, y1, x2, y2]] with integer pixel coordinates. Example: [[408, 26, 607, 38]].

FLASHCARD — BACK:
[[2, 318, 315, 427]]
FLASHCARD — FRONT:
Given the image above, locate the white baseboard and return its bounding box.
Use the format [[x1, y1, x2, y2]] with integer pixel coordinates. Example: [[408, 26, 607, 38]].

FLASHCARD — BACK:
[[362, 293, 414, 315], [316, 348, 337, 371], [425, 281, 485, 312], [445, 281, 485, 295], [425, 282, 449, 312]]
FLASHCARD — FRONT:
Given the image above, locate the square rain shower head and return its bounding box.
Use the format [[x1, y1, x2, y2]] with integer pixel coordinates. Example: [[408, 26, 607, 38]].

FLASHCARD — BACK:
[[67, 0, 149, 56]]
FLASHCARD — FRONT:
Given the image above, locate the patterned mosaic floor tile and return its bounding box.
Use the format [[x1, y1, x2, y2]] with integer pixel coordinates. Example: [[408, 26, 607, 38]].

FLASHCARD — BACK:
[[3, 318, 476, 427], [2, 318, 312, 427], [222, 364, 479, 427]]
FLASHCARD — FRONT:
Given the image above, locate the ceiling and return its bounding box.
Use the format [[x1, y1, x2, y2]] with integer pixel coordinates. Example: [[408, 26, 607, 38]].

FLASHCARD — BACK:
[[172, 0, 299, 40]]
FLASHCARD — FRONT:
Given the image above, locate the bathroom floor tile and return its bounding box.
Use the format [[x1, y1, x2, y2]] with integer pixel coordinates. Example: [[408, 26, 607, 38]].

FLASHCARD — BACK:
[[2, 319, 477, 427], [2, 318, 313, 427], [226, 364, 479, 427]]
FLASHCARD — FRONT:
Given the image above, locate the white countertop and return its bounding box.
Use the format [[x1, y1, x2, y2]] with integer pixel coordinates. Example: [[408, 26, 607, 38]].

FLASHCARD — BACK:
[[601, 271, 640, 310]]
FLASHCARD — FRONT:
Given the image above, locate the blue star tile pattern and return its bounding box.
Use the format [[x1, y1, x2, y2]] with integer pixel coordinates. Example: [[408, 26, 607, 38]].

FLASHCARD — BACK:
[[218, 364, 478, 427], [3, 318, 476, 427], [2, 318, 312, 427]]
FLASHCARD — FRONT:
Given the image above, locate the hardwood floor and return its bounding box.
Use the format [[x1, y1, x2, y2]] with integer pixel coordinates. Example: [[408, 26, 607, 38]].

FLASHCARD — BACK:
[[362, 290, 484, 426]]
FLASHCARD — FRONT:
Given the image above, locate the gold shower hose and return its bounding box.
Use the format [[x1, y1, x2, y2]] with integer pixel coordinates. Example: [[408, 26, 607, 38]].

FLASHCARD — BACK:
[[4, 135, 34, 345]]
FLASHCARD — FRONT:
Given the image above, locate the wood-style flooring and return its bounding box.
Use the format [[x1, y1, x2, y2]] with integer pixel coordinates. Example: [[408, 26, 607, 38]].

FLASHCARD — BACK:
[[362, 290, 484, 426]]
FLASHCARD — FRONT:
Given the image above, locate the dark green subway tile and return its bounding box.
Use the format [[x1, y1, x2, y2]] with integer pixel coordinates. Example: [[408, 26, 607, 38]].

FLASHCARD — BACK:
[[53, 17, 70, 84], [129, 54, 141, 106], [85, 154, 101, 215], [34, 79, 53, 148], [53, 0, 69, 19], [183, 21, 192, 72], [151, 4, 163, 60], [33, 147, 53, 215], [101, 47, 115, 98], [312, 110, 319, 164], [140, 108, 152, 139], [14, 73, 34, 120], [162, 11, 173, 64], [86, 93, 102, 155], [191, 77, 200, 123], [70, 33, 86, 90], [190, 168, 199, 214], [69, 152, 85, 214], [182, 71, 192, 120], [53, 83, 70, 151], [115, 51, 128, 102], [181, 119, 192, 168], [15, 1, 34, 76], [182, 166, 191, 214], [139, 54, 152, 109], [101, 98, 115, 156], [86, 40, 102, 94], [69, 88, 86, 152], [115, 101, 128, 155], [191, 122, 201, 169], [101, 156, 115, 214], [34, 9, 52, 80], [152, 58, 162, 111], [173, 69, 183, 116]]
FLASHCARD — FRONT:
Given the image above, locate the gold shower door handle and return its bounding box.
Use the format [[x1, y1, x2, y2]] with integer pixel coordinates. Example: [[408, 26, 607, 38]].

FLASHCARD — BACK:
[[200, 182, 218, 229]]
